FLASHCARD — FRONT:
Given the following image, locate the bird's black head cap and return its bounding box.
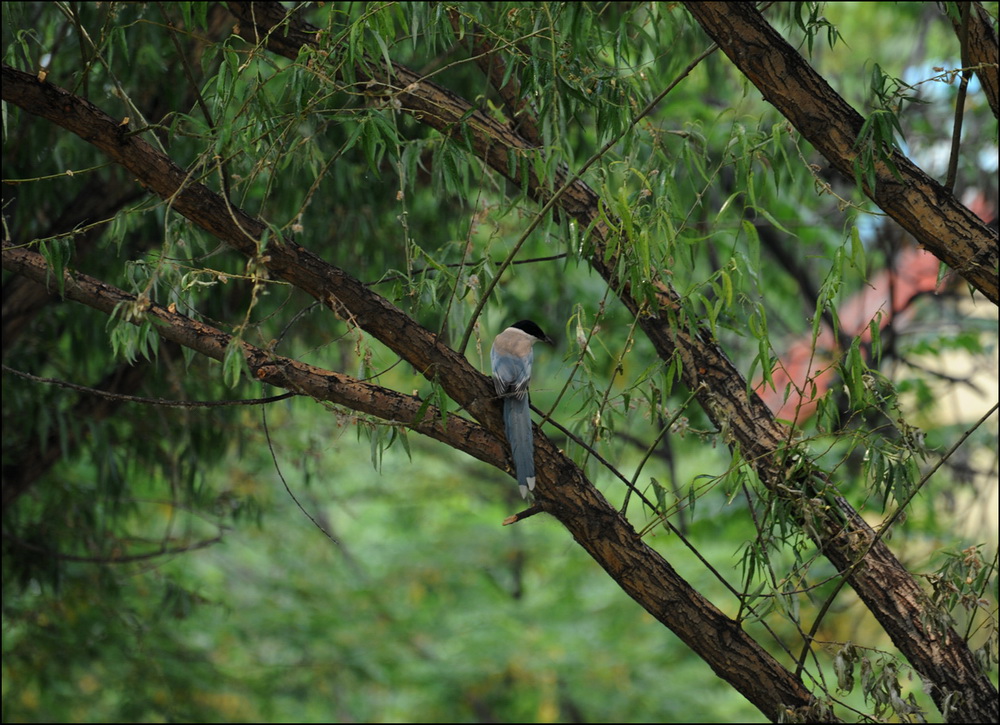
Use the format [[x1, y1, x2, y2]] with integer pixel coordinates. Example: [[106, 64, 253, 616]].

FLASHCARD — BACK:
[[511, 319, 551, 342]]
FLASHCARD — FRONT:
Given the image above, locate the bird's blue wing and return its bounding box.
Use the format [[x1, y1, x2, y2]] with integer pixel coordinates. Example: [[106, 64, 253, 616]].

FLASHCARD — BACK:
[[490, 349, 533, 398]]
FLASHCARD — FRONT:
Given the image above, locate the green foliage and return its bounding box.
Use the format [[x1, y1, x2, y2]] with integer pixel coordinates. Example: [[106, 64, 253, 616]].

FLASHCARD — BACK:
[[3, 1, 997, 723], [791, 2, 845, 55]]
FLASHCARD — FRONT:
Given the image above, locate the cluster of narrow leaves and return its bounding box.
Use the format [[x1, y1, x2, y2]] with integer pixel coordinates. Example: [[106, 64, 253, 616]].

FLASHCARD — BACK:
[[2, 2, 997, 722]]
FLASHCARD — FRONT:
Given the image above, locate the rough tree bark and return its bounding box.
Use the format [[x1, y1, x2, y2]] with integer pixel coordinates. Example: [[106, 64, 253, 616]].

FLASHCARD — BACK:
[[3, 1, 996, 720], [684, 2, 998, 305], [946, 1, 999, 118], [1, 68, 825, 722], [225, 4, 998, 720]]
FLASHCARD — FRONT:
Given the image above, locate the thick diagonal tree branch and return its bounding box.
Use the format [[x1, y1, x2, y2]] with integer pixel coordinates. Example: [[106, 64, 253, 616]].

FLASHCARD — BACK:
[[1, 241, 503, 470], [446, 8, 544, 148], [684, 1, 998, 305], [1, 69, 827, 721], [1, 174, 145, 354], [947, 1, 999, 118], [218, 4, 997, 720]]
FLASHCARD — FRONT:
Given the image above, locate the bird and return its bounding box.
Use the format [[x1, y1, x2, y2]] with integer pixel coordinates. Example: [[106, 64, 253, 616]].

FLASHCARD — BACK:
[[490, 319, 553, 498]]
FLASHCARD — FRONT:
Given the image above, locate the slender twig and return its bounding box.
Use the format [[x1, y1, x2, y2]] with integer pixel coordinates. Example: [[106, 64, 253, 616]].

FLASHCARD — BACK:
[[945, 3, 972, 192], [2, 364, 297, 407], [261, 393, 340, 545], [1, 529, 224, 563]]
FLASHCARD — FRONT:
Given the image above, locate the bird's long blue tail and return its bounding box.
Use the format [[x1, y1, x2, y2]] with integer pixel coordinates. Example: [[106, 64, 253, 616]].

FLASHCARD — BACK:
[[503, 395, 535, 498]]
